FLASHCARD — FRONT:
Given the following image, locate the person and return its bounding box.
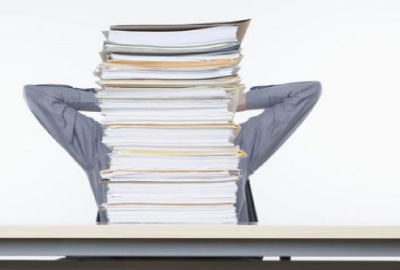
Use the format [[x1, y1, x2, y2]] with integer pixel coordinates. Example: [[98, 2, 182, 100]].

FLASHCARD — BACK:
[[22, 81, 322, 260]]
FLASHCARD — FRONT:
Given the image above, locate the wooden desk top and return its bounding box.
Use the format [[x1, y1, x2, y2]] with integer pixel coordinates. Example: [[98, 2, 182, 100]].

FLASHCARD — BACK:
[[0, 224, 400, 239]]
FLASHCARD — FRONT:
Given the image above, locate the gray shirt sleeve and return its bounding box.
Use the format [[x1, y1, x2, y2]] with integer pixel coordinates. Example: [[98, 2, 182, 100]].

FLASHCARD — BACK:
[[235, 81, 322, 176], [22, 84, 103, 171]]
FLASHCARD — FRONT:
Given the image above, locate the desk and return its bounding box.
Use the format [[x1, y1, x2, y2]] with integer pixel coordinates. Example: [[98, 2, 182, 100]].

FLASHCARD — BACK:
[[0, 224, 400, 269]]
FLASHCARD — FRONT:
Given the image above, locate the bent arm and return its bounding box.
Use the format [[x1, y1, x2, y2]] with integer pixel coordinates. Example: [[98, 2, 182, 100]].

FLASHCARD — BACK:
[[235, 81, 322, 176], [23, 84, 104, 171]]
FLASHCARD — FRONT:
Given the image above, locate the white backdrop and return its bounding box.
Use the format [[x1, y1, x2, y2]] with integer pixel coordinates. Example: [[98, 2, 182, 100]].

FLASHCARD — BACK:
[[0, 0, 399, 226]]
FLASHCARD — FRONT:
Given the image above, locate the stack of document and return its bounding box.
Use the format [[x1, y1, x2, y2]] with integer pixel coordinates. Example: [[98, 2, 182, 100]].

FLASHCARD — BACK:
[[95, 19, 251, 224]]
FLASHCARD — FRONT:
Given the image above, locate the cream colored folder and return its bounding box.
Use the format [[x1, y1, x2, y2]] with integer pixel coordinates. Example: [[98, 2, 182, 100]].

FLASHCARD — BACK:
[[100, 169, 241, 176], [103, 55, 242, 68], [98, 75, 241, 88]]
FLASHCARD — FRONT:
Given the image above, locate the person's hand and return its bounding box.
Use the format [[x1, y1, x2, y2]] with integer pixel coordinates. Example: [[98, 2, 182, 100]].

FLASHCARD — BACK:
[[236, 92, 247, 112]]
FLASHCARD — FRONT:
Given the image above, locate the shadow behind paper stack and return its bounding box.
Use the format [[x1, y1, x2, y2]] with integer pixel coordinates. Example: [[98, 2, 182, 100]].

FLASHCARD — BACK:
[[95, 19, 251, 224]]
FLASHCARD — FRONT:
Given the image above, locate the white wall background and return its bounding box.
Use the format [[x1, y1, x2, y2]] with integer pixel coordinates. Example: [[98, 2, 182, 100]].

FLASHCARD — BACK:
[[0, 0, 399, 226]]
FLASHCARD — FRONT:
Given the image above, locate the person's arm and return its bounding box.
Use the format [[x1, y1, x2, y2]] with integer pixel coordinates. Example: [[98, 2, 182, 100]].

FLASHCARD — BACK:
[[234, 81, 322, 176], [23, 84, 104, 171]]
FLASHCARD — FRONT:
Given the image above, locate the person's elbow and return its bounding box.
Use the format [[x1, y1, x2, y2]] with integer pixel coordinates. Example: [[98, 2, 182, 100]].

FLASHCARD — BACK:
[[299, 81, 322, 106], [308, 81, 322, 102], [23, 84, 61, 106], [23, 84, 41, 106]]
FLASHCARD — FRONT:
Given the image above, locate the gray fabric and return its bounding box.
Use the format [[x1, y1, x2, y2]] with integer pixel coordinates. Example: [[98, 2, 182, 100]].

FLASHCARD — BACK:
[[234, 81, 322, 222], [23, 81, 321, 223]]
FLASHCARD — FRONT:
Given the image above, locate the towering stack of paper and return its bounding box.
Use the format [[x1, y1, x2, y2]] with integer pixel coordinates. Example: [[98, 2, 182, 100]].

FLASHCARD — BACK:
[[95, 19, 251, 224]]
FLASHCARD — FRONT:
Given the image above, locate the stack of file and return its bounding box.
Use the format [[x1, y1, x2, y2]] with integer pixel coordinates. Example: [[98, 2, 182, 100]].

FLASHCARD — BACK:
[[95, 19, 251, 224]]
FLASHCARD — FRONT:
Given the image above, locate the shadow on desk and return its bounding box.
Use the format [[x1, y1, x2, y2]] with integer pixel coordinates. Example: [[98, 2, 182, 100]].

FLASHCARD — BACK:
[[60, 256, 263, 261]]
